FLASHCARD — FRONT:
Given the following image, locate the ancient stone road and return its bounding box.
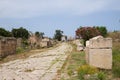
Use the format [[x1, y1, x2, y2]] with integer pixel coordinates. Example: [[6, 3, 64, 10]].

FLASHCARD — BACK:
[[0, 43, 72, 80]]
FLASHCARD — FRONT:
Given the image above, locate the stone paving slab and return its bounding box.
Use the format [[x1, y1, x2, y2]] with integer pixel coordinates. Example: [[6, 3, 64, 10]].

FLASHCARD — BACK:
[[0, 43, 72, 80]]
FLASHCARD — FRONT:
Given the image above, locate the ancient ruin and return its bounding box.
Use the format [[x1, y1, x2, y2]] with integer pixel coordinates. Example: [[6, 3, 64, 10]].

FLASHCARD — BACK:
[[85, 36, 112, 69], [73, 39, 84, 51], [0, 36, 17, 58], [17, 38, 22, 47], [40, 37, 52, 48]]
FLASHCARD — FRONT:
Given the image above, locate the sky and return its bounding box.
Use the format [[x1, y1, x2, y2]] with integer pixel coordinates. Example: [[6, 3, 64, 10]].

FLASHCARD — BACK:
[[0, 0, 120, 37]]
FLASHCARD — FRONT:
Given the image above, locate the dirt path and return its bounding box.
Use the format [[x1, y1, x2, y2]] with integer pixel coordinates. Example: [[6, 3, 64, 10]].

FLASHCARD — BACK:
[[0, 43, 72, 80]]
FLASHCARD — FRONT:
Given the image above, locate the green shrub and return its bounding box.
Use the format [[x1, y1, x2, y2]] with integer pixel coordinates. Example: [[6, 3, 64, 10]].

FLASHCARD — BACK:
[[77, 65, 98, 80], [67, 70, 73, 76], [112, 47, 120, 78], [16, 47, 24, 53], [97, 71, 106, 80]]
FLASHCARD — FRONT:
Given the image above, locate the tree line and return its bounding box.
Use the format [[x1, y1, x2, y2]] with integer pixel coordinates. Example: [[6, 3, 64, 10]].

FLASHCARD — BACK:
[[0, 27, 44, 40], [0, 26, 108, 42], [0, 27, 64, 41]]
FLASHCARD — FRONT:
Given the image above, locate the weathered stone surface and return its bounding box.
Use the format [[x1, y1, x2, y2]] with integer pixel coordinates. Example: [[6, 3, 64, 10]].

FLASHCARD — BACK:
[[40, 41, 48, 48], [85, 36, 112, 69], [0, 36, 17, 58], [0, 43, 72, 80], [73, 39, 80, 45], [86, 40, 89, 47], [42, 37, 50, 42], [77, 44, 84, 51], [89, 49, 112, 69], [17, 38, 22, 47], [89, 37, 112, 48], [40, 38, 53, 48], [85, 47, 89, 63]]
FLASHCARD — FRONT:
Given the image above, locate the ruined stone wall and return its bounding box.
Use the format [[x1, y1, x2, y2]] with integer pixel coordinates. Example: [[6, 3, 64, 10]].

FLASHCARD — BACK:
[[40, 41, 48, 48], [40, 38, 53, 48], [85, 36, 112, 69], [0, 36, 17, 58], [17, 38, 22, 47]]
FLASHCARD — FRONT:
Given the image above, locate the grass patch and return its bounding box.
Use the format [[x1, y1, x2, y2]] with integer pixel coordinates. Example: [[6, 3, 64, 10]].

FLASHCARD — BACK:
[[77, 64, 98, 80], [59, 41, 120, 80], [16, 47, 26, 54], [112, 42, 120, 78], [59, 42, 86, 80]]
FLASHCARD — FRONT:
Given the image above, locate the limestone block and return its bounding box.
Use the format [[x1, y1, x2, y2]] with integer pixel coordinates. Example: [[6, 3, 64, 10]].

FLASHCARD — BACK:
[[91, 35, 103, 40], [77, 44, 84, 51], [85, 47, 89, 63], [42, 38, 50, 42], [40, 41, 48, 48], [17, 38, 22, 47], [89, 38, 112, 48], [89, 49, 112, 69], [73, 39, 80, 45], [86, 40, 89, 47]]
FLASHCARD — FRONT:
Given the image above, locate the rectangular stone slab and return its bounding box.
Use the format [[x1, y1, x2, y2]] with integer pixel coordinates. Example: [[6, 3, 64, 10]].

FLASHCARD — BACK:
[[89, 38, 112, 49], [89, 49, 112, 69]]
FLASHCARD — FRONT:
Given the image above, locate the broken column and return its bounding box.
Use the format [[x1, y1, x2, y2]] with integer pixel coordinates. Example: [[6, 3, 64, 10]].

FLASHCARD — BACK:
[[85, 36, 112, 69]]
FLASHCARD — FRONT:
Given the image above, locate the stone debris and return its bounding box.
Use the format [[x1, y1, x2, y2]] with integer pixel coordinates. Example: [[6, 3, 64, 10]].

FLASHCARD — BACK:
[[0, 43, 72, 80], [77, 43, 84, 51], [73, 39, 84, 51]]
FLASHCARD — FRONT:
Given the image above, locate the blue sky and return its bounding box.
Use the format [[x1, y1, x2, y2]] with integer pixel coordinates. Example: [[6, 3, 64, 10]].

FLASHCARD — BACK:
[[0, 0, 120, 37]]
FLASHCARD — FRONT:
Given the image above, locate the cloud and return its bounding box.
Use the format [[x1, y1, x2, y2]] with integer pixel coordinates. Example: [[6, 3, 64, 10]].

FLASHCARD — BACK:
[[0, 0, 120, 18]]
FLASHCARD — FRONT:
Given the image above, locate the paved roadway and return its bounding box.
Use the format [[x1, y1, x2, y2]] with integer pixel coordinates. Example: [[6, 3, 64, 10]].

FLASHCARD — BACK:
[[0, 43, 72, 80]]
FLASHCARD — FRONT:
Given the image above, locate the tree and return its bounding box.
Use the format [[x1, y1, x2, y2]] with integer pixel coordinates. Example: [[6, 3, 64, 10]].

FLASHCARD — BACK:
[[35, 31, 44, 38], [54, 30, 63, 41], [75, 27, 100, 45], [35, 32, 40, 38], [12, 27, 29, 39], [39, 32, 44, 38], [0, 27, 12, 37], [95, 26, 107, 37]]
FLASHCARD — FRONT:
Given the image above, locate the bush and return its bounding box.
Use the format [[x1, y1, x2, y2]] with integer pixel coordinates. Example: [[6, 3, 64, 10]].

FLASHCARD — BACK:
[[0, 27, 12, 37], [77, 65, 98, 80], [95, 26, 107, 37], [16, 47, 24, 53], [75, 27, 100, 45], [109, 32, 120, 78], [112, 47, 120, 78], [12, 27, 29, 39], [67, 70, 73, 76], [97, 71, 106, 80]]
